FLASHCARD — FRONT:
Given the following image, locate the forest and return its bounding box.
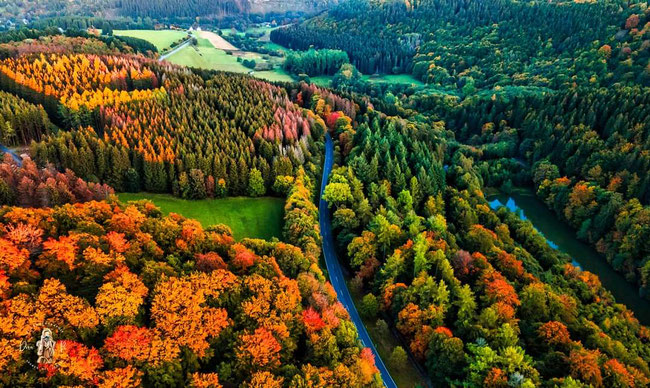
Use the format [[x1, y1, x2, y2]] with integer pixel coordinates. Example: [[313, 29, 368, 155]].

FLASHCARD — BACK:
[[284, 49, 350, 77], [271, 0, 650, 91], [1, 0, 650, 386], [0, 0, 336, 28], [0, 49, 321, 197], [303, 79, 650, 387], [0, 197, 381, 386]]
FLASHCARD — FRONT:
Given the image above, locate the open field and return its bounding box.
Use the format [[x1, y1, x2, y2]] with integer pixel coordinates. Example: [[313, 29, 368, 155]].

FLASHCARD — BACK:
[[166, 40, 251, 73], [253, 68, 294, 83], [362, 74, 425, 86], [221, 25, 278, 37], [114, 30, 188, 51], [310, 73, 424, 88], [262, 42, 289, 53], [198, 30, 238, 50], [123, 30, 419, 86], [165, 35, 293, 82], [118, 193, 285, 240], [310, 76, 333, 88]]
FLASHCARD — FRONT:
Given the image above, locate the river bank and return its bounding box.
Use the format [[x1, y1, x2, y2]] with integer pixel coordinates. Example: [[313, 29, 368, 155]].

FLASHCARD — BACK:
[[487, 187, 650, 325]]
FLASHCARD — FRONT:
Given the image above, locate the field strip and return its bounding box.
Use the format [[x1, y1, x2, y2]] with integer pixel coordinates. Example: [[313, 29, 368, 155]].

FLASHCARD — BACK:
[[198, 31, 238, 51]]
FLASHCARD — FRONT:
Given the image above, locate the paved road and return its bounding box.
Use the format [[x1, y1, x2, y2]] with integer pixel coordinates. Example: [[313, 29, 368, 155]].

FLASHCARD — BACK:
[[319, 133, 398, 388], [0, 144, 22, 166], [158, 38, 193, 62]]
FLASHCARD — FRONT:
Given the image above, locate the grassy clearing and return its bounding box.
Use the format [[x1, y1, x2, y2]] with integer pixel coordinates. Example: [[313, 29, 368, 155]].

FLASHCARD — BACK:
[[348, 281, 429, 388], [117, 193, 285, 241], [362, 74, 425, 86], [165, 36, 292, 82], [166, 41, 251, 73], [114, 30, 188, 51], [309, 76, 333, 88], [124, 30, 422, 87], [254, 68, 294, 83], [221, 26, 277, 37], [306, 73, 424, 88], [262, 42, 289, 53]]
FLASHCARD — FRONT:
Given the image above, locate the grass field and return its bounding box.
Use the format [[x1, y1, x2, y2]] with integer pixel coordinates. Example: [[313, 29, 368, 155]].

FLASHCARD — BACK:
[[254, 68, 294, 83], [120, 30, 418, 86], [166, 41, 251, 73], [114, 30, 189, 51], [310, 74, 424, 88], [262, 42, 289, 53], [363, 74, 424, 86], [165, 36, 294, 82], [310, 76, 333, 88], [221, 26, 278, 37], [118, 193, 285, 241]]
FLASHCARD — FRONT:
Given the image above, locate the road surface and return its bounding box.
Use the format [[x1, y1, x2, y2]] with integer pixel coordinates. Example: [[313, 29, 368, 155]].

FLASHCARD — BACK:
[[158, 39, 193, 62], [319, 133, 398, 388]]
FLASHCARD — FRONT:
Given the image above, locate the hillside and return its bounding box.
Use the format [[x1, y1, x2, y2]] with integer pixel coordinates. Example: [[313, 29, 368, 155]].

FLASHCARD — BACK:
[[271, 0, 649, 91], [0, 0, 338, 27]]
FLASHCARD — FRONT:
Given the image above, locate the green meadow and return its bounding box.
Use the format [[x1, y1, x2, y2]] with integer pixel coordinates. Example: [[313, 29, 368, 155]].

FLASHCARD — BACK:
[[118, 193, 285, 241]]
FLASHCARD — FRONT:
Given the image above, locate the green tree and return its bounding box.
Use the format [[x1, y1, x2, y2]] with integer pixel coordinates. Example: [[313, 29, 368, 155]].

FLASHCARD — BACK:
[[247, 168, 266, 197], [389, 346, 408, 371], [360, 293, 379, 319], [189, 169, 207, 199], [323, 182, 353, 207]]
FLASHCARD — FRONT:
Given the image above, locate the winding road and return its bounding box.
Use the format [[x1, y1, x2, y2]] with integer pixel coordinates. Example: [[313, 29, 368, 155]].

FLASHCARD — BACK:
[[319, 133, 398, 388]]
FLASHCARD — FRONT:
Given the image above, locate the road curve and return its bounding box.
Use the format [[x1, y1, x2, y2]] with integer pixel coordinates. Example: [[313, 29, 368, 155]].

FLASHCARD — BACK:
[[158, 38, 193, 62], [319, 133, 398, 388]]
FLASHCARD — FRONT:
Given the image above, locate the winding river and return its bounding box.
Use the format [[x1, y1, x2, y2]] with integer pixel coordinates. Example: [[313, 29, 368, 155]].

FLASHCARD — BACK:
[[488, 188, 650, 325]]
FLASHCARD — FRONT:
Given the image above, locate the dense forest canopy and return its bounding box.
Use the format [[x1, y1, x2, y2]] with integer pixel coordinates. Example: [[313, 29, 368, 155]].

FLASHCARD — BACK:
[[289, 79, 650, 387], [0, 198, 381, 386], [1, 0, 650, 386], [272, 0, 649, 90], [0, 0, 340, 27], [0, 49, 321, 197]]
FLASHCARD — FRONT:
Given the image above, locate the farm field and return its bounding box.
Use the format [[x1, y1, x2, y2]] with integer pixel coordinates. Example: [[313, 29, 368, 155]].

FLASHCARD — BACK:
[[118, 193, 285, 240], [164, 33, 293, 82], [114, 29, 188, 51], [165, 37, 251, 73], [197, 30, 238, 50]]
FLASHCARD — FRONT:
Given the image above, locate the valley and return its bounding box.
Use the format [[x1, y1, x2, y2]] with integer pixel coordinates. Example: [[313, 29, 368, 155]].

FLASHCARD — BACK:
[[0, 1, 649, 387]]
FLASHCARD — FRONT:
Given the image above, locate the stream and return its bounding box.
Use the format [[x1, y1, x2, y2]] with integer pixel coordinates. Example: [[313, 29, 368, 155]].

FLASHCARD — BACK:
[[488, 188, 650, 325]]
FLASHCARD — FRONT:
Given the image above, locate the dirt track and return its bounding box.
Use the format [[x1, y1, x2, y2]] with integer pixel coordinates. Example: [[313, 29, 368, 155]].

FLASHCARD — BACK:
[[198, 31, 238, 51]]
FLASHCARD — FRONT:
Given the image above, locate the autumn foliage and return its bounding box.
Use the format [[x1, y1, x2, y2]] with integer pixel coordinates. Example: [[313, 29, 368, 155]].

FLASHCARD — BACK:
[[0, 200, 380, 387]]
